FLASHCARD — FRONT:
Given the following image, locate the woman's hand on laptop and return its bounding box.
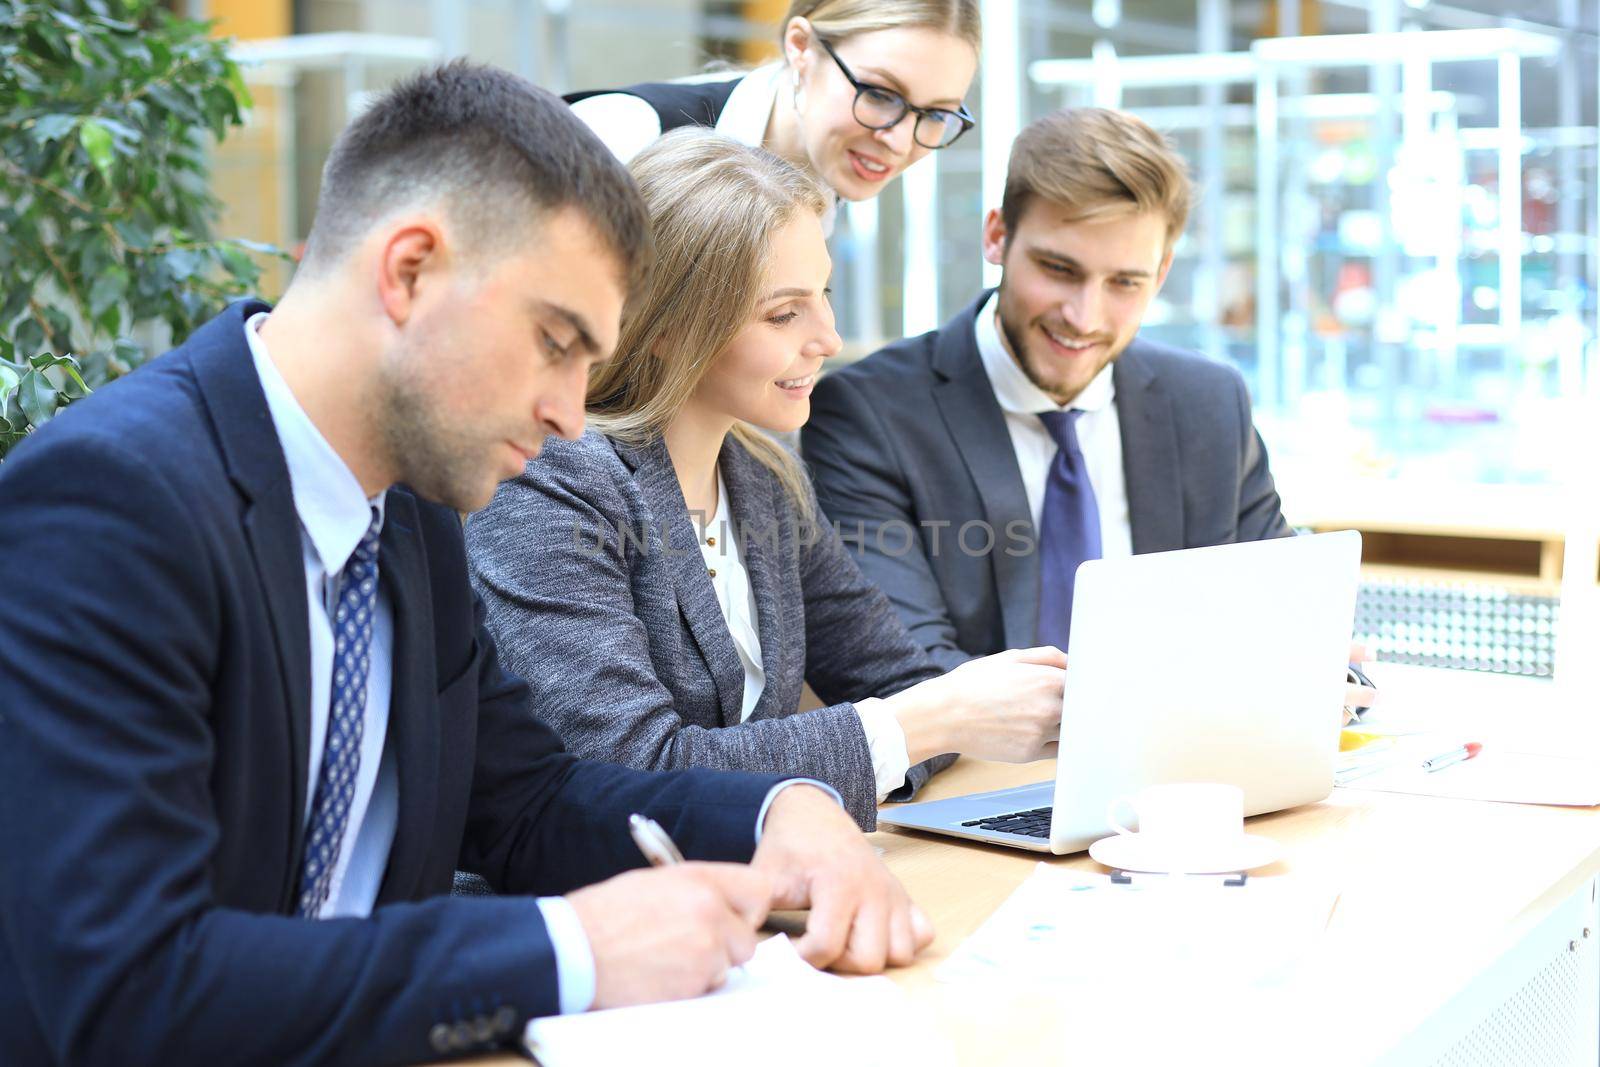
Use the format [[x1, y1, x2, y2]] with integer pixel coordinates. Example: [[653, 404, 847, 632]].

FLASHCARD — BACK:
[[1343, 641, 1378, 724], [884, 646, 1067, 765], [1344, 646, 1382, 723]]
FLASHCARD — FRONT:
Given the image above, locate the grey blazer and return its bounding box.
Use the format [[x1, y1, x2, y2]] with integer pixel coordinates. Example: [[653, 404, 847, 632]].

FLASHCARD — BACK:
[[466, 430, 944, 829], [801, 293, 1291, 673]]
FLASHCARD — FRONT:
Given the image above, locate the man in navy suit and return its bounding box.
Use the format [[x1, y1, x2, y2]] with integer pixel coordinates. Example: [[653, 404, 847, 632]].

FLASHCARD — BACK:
[[803, 107, 1294, 670], [0, 64, 928, 1066]]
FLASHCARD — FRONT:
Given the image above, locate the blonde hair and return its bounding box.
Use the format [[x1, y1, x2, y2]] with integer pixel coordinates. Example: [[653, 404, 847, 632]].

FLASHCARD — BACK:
[[587, 130, 828, 508], [1001, 107, 1192, 250], [782, 0, 981, 51]]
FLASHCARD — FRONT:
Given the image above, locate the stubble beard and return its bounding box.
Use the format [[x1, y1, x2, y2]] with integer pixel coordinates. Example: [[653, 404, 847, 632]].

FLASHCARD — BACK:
[[375, 358, 494, 514], [995, 287, 1126, 407]]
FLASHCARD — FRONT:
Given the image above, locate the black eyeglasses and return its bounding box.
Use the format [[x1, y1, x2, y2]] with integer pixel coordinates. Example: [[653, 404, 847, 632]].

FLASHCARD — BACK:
[[817, 38, 975, 151]]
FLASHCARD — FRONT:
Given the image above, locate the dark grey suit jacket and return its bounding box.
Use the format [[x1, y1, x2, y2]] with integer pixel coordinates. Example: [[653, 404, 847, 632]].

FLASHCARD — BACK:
[[801, 293, 1291, 672], [466, 430, 943, 829]]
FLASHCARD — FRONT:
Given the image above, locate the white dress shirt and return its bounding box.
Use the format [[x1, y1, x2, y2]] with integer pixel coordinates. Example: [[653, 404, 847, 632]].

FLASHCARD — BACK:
[[244, 315, 593, 1010], [697, 472, 909, 801], [971, 291, 1134, 560], [570, 62, 838, 234], [245, 313, 398, 920], [694, 472, 767, 722]]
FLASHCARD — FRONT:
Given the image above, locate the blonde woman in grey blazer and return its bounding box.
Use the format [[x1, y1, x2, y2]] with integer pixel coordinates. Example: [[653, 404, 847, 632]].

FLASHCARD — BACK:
[[467, 132, 1065, 830]]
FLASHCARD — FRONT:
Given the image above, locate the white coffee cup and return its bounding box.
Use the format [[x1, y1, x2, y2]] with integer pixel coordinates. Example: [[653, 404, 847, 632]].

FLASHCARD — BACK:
[[1105, 782, 1245, 847]]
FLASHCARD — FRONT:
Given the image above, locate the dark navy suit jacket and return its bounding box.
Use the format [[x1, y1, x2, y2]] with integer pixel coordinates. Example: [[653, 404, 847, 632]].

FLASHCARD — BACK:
[[0, 301, 781, 1066], [802, 294, 1291, 672]]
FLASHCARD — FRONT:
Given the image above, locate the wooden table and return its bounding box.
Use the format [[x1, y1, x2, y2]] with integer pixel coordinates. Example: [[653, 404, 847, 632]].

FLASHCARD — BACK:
[[864, 758, 1600, 1065], [485, 668, 1600, 1065]]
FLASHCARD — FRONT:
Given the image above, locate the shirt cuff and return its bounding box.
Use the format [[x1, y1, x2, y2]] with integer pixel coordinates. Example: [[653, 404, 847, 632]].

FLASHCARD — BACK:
[[852, 697, 913, 803], [754, 778, 845, 844], [535, 896, 596, 1014]]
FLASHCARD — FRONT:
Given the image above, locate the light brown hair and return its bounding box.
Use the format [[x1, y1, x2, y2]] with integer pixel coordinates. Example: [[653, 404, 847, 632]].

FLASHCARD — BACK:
[[1000, 107, 1192, 250], [782, 0, 981, 50], [586, 131, 828, 507]]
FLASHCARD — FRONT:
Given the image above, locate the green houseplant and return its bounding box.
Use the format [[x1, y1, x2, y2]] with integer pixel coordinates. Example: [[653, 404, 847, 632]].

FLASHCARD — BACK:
[[0, 0, 284, 457]]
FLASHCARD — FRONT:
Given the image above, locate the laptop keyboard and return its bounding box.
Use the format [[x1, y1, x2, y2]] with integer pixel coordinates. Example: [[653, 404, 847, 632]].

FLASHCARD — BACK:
[[961, 806, 1052, 838]]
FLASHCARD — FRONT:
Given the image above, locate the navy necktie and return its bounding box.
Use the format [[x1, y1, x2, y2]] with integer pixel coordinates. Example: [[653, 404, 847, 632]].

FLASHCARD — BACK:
[[297, 508, 382, 918], [1035, 410, 1101, 651]]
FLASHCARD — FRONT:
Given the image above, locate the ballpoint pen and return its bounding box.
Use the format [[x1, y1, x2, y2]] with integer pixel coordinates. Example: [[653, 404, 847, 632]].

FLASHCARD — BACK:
[[628, 813, 687, 867], [1422, 742, 1483, 773], [628, 813, 746, 979]]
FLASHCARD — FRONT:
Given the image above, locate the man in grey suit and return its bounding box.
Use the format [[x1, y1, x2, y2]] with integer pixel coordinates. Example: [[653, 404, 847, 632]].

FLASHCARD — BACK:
[[802, 106, 1291, 672]]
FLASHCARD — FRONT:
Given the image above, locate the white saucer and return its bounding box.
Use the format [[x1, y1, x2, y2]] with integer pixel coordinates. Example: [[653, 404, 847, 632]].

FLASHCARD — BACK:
[[1088, 831, 1280, 874]]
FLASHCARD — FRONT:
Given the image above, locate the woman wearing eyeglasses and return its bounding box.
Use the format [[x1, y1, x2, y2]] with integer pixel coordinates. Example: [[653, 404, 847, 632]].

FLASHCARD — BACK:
[[566, 0, 978, 229]]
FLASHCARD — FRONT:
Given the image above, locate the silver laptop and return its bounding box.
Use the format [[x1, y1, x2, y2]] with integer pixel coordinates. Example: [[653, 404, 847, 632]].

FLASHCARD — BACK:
[[877, 531, 1363, 854]]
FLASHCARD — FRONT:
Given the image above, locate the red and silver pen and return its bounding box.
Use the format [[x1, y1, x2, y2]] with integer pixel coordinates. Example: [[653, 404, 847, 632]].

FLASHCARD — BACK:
[[1422, 742, 1483, 773]]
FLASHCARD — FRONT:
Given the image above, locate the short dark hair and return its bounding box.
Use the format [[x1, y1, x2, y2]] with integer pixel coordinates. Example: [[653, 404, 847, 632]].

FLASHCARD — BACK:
[[300, 60, 651, 295]]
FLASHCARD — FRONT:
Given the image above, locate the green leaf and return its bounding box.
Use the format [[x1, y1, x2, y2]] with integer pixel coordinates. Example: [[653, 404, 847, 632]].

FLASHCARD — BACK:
[[0, 363, 19, 409], [164, 247, 200, 280], [60, 362, 91, 397], [13, 315, 44, 356], [49, 9, 86, 33], [79, 119, 114, 181], [218, 243, 254, 279], [73, 233, 115, 281], [30, 112, 77, 144], [88, 267, 128, 318], [17, 367, 59, 427], [0, 287, 28, 329], [109, 337, 143, 377], [26, 353, 91, 397], [95, 115, 141, 151], [1, 0, 262, 382], [113, 217, 153, 248], [41, 306, 74, 350], [29, 23, 70, 62], [225, 58, 253, 111], [147, 83, 197, 123]]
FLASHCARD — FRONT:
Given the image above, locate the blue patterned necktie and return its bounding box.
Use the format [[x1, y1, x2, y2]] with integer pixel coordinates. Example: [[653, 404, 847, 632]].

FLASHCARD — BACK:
[[1035, 410, 1101, 651], [297, 507, 383, 918]]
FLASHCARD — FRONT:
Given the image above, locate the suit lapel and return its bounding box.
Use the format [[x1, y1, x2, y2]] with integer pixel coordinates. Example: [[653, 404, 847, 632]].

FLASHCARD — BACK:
[[720, 441, 784, 724], [616, 438, 745, 726], [931, 296, 1040, 650], [373, 491, 438, 905], [188, 300, 315, 907], [1115, 346, 1185, 554]]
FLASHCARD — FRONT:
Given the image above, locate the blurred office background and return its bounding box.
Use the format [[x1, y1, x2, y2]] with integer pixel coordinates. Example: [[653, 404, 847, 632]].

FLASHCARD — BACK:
[[194, 0, 1599, 686]]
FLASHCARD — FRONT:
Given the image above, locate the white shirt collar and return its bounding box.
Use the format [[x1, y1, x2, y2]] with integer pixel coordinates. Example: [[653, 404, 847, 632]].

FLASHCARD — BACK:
[[717, 62, 838, 233], [244, 312, 386, 575], [973, 289, 1116, 417], [715, 62, 782, 148]]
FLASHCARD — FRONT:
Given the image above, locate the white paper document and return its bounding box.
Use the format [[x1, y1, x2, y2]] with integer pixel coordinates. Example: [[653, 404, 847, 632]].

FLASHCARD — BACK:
[[937, 863, 1337, 990], [1339, 744, 1600, 806], [1332, 664, 1600, 805], [524, 934, 953, 1067]]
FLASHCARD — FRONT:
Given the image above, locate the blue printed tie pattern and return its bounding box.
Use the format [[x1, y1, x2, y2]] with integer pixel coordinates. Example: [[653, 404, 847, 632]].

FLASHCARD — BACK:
[[297, 508, 383, 918]]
